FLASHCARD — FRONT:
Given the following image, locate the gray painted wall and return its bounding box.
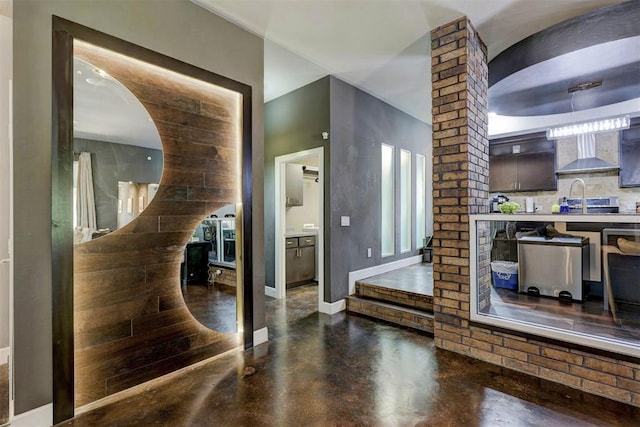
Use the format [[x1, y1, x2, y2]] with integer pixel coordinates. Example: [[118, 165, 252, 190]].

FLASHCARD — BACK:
[[74, 138, 162, 232], [264, 77, 331, 291], [264, 76, 432, 303], [328, 76, 432, 301], [13, 0, 264, 414], [0, 9, 11, 351]]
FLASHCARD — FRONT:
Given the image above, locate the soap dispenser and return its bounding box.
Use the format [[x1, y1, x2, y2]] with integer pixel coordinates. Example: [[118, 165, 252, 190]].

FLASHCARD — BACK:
[[560, 197, 569, 214]]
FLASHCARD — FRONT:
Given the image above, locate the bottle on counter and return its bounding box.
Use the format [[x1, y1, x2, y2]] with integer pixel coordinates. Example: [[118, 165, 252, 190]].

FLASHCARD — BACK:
[[560, 197, 570, 214]]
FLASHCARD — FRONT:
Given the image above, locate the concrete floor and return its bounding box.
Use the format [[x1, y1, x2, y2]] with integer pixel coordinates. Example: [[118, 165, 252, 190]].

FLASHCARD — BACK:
[[59, 284, 640, 426]]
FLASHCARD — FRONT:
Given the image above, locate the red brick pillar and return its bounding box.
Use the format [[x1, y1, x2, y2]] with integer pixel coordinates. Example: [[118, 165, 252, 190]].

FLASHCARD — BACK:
[[430, 17, 489, 351]]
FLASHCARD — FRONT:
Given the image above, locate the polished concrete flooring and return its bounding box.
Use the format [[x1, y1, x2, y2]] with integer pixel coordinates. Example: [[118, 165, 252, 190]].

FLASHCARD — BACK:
[[181, 282, 238, 333], [58, 282, 640, 426], [362, 263, 433, 296]]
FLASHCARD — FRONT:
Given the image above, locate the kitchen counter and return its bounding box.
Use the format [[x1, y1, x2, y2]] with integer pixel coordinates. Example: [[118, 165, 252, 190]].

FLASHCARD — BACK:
[[285, 231, 318, 238], [479, 213, 640, 223]]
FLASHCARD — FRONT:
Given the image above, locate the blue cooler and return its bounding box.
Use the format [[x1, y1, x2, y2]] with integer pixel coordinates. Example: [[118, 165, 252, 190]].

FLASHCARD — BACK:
[[491, 261, 518, 290]]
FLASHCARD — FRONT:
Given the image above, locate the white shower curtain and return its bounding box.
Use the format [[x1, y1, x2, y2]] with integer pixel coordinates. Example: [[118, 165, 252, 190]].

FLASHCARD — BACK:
[[77, 152, 97, 231]]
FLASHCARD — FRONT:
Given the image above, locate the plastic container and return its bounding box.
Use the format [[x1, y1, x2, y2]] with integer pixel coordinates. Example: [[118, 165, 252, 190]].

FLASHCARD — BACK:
[[491, 260, 518, 290]]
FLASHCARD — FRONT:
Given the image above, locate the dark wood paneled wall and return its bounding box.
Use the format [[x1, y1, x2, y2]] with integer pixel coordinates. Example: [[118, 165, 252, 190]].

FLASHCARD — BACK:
[[72, 42, 242, 407]]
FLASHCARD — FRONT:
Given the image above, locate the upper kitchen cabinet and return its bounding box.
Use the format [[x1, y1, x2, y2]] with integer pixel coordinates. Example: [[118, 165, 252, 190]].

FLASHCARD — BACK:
[[489, 133, 556, 192], [620, 119, 640, 188], [285, 163, 304, 206]]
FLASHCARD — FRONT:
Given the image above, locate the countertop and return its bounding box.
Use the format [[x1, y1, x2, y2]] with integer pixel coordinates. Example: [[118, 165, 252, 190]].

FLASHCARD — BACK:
[[472, 213, 640, 223], [285, 231, 317, 238]]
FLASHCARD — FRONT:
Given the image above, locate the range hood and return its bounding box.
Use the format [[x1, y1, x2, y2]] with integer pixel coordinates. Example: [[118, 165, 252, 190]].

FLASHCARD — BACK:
[[556, 133, 619, 175]]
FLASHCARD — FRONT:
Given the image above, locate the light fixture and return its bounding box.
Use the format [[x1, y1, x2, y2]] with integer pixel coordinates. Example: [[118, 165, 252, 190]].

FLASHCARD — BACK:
[[546, 115, 630, 140]]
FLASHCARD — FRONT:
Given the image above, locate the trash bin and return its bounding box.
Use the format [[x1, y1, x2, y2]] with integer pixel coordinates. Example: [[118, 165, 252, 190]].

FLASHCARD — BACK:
[[491, 261, 518, 290]]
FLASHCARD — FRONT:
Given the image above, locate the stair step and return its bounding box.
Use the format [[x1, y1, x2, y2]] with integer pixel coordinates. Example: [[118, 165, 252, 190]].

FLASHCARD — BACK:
[[355, 281, 433, 312], [346, 296, 434, 334]]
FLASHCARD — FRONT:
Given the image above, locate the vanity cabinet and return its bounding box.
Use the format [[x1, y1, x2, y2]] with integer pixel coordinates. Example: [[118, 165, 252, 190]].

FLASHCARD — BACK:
[[285, 236, 316, 287], [489, 133, 556, 192], [285, 163, 304, 206]]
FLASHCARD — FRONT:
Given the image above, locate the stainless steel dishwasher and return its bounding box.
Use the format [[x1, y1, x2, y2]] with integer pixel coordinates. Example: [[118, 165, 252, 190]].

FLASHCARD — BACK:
[[517, 236, 590, 301]]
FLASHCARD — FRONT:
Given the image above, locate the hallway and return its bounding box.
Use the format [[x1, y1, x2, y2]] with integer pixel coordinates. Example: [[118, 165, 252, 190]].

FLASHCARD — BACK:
[[60, 285, 640, 426]]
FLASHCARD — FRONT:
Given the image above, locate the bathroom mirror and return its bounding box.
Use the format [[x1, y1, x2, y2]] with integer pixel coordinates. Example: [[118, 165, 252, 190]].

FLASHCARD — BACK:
[[73, 56, 162, 243], [182, 204, 239, 334]]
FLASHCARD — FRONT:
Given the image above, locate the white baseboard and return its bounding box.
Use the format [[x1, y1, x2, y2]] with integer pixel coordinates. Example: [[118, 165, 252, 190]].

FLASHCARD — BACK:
[[11, 403, 52, 427], [253, 327, 268, 346], [264, 286, 276, 298], [319, 299, 346, 315], [0, 347, 8, 364], [348, 255, 422, 295]]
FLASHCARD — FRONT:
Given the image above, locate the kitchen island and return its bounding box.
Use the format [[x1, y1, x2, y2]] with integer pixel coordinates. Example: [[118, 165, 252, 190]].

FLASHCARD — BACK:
[[470, 213, 640, 358]]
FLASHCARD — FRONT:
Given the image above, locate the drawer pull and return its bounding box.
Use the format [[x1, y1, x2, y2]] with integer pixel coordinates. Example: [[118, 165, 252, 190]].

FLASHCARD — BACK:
[[305, 239, 311, 243]]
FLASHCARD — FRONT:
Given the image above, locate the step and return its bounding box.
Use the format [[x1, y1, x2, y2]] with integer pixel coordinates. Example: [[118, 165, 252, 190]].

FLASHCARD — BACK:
[[355, 281, 433, 312], [346, 296, 434, 334]]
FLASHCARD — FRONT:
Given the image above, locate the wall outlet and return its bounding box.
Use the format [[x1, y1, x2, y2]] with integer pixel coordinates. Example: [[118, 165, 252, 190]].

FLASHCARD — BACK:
[[341, 216, 350, 227], [367, 248, 372, 258]]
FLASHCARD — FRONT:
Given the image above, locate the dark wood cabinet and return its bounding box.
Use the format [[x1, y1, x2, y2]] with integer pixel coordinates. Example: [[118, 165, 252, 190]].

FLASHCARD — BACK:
[[181, 241, 211, 285], [489, 133, 556, 192], [285, 236, 316, 288], [620, 119, 640, 187]]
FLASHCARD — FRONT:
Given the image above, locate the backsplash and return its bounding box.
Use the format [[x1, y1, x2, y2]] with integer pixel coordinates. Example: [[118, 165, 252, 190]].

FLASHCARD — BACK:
[[496, 131, 640, 213]]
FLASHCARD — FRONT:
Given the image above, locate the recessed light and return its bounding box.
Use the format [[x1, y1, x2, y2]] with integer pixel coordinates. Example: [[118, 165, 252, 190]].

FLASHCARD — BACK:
[[147, 156, 152, 161]]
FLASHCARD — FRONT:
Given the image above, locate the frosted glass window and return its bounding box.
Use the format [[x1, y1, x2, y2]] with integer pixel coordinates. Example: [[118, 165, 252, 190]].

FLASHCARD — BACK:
[[400, 149, 411, 253], [381, 144, 395, 257], [416, 154, 426, 247]]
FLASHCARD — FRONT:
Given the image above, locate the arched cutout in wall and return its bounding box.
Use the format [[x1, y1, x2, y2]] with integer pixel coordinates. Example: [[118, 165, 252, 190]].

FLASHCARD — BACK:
[[52, 17, 253, 424]]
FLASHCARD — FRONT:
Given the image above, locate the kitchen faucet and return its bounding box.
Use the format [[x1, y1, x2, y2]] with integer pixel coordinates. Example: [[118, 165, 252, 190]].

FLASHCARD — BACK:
[[569, 178, 586, 214]]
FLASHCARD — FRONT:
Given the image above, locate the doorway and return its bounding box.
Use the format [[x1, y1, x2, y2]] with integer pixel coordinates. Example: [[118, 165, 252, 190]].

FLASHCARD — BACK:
[[52, 17, 253, 424], [274, 147, 326, 311]]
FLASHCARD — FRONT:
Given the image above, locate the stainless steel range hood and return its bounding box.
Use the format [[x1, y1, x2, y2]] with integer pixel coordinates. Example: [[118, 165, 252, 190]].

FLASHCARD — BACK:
[[556, 133, 619, 175]]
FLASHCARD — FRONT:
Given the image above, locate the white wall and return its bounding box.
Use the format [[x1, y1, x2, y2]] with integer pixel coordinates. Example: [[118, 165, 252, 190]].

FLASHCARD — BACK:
[[285, 176, 320, 232], [0, 2, 12, 351]]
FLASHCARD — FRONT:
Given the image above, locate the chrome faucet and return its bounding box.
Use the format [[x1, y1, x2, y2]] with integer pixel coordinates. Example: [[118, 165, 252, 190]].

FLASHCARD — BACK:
[[569, 178, 586, 214]]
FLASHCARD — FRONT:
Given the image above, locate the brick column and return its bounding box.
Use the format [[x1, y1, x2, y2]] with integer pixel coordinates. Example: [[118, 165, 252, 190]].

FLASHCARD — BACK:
[[430, 17, 640, 407], [430, 17, 489, 349]]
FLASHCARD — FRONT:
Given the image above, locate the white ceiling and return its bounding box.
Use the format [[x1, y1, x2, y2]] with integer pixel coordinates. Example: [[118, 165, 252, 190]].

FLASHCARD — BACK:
[[194, 0, 625, 124], [74, 0, 630, 147], [74, 57, 162, 149]]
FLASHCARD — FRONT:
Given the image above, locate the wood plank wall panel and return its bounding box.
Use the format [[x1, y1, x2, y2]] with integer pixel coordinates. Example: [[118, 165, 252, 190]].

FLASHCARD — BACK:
[[72, 42, 241, 407]]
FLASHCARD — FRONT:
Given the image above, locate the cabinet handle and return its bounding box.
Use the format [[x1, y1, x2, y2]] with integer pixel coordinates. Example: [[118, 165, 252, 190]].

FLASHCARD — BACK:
[[305, 239, 311, 243]]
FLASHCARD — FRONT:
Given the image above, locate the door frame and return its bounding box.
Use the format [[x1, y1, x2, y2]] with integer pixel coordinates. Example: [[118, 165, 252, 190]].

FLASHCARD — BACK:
[[52, 16, 254, 424], [274, 147, 325, 310]]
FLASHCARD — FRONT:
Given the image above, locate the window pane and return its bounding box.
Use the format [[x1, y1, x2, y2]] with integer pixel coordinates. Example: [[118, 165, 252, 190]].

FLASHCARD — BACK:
[[416, 154, 426, 247], [400, 149, 411, 252], [381, 144, 395, 257]]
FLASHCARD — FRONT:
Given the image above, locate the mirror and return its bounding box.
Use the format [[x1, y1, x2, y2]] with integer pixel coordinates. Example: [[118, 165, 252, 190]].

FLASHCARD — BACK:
[[182, 204, 239, 334], [73, 56, 162, 243]]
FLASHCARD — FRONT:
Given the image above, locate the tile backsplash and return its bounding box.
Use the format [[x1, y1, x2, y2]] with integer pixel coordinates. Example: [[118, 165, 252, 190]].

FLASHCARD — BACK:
[[496, 131, 640, 213]]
